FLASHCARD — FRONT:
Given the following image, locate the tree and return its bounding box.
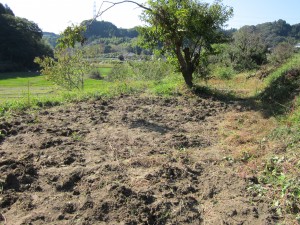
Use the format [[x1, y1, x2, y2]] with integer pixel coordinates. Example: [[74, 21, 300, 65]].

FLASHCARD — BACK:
[[269, 42, 294, 65], [35, 25, 91, 90], [228, 26, 267, 71], [137, 0, 233, 86], [0, 3, 14, 16]]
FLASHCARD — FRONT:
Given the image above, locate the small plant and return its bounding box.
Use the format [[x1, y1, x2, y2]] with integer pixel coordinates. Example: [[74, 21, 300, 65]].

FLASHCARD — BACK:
[[0, 181, 4, 194], [252, 156, 300, 218], [214, 66, 235, 80], [223, 156, 235, 164], [240, 151, 253, 162], [35, 25, 91, 90], [87, 69, 103, 80], [0, 131, 6, 140], [71, 132, 83, 141], [35, 48, 91, 90], [247, 183, 267, 198], [107, 60, 175, 82]]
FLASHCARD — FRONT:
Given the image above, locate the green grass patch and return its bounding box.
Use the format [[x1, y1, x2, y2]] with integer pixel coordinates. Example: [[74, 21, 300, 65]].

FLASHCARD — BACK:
[[0, 61, 184, 116], [98, 67, 112, 77], [148, 74, 184, 96]]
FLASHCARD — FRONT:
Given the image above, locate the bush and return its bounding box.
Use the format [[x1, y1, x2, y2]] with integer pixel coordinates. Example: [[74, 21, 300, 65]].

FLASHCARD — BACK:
[[214, 66, 235, 80], [107, 62, 132, 81], [87, 69, 103, 80], [268, 42, 294, 65], [107, 60, 175, 82]]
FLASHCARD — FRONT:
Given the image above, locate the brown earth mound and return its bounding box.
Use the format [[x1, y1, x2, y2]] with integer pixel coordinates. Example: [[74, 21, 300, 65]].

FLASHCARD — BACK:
[[0, 95, 277, 224]]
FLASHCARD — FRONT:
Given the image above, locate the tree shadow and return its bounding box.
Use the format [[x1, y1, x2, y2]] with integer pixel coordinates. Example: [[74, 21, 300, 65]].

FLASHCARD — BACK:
[[0, 71, 41, 80], [257, 68, 300, 116]]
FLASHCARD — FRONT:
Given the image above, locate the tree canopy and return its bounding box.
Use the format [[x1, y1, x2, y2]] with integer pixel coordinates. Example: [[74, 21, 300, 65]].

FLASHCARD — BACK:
[[0, 3, 52, 71], [247, 19, 300, 47], [228, 26, 268, 71], [137, 0, 233, 86]]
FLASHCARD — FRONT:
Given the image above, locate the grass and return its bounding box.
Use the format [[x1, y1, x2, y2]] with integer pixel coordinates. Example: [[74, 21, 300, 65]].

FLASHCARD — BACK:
[[0, 63, 184, 116], [198, 71, 266, 99], [0, 72, 54, 99], [196, 53, 300, 223]]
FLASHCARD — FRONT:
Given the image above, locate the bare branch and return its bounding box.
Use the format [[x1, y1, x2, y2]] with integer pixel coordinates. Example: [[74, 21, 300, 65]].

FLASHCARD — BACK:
[[98, 1, 150, 21], [87, 0, 150, 28]]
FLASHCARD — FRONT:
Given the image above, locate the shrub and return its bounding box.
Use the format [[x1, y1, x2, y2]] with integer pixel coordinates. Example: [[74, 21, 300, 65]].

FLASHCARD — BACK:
[[87, 69, 103, 80], [214, 66, 235, 80], [107, 62, 132, 81], [107, 60, 175, 82], [269, 42, 294, 65]]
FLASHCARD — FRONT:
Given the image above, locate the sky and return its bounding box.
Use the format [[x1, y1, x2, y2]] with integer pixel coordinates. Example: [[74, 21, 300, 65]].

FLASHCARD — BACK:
[[1, 0, 300, 34]]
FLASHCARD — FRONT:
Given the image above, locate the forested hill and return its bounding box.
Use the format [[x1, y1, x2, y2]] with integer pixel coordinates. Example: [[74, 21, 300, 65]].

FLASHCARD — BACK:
[[81, 20, 138, 39], [0, 3, 53, 72], [42, 32, 59, 48], [44, 19, 300, 47], [42, 21, 139, 48], [240, 19, 300, 47]]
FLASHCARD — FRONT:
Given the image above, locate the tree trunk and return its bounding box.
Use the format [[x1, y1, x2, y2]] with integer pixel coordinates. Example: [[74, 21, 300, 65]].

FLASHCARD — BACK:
[[182, 69, 193, 87], [174, 45, 194, 87]]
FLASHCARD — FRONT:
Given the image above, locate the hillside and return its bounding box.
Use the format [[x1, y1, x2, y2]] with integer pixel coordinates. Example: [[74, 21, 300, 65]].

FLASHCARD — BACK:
[[234, 19, 300, 47], [0, 3, 53, 72], [42, 32, 59, 48], [82, 20, 138, 39]]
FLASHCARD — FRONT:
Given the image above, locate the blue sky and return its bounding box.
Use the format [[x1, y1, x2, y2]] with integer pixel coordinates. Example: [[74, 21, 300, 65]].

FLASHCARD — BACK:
[[220, 0, 300, 28], [1, 0, 300, 33]]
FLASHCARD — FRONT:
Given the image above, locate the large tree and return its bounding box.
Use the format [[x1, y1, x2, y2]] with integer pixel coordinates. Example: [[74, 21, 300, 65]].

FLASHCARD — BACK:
[[137, 0, 233, 86], [228, 26, 268, 71]]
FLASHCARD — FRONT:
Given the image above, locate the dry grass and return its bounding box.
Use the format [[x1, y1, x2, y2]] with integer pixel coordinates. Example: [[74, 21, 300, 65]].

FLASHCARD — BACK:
[[217, 110, 279, 163], [199, 72, 267, 98]]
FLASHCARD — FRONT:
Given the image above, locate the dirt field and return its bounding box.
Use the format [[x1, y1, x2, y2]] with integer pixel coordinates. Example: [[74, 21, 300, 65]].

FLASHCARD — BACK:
[[0, 94, 278, 224]]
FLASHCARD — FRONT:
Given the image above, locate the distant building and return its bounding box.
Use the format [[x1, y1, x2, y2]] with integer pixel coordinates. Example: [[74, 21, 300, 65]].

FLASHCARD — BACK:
[[294, 43, 300, 48]]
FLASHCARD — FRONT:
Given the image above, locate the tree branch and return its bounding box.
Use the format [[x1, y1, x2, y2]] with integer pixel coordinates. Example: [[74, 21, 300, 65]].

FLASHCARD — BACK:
[[88, 0, 151, 27], [97, 1, 151, 18]]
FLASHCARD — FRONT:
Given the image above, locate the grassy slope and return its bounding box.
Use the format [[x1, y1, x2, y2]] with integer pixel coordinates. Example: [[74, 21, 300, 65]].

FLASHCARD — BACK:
[[202, 54, 300, 223]]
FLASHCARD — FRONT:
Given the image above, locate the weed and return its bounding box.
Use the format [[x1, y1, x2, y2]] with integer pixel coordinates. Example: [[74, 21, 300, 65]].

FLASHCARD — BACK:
[[247, 183, 267, 198], [0, 180, 4, 194], [223, 156, 235, 164], [253, 156, 300, 217], [240, 151, 253, 162], [71, 132, 83, 141], [214, 66, 236, 80], [0, 130, 5, 140], [87, 69, 103, 80], [107, 60, 175, 82]]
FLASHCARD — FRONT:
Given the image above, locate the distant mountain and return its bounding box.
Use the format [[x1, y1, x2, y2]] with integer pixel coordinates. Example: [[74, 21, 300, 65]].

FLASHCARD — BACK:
[[81, 20, 138, 39], [238, 19, 300, 47], [42, 21, 138, 48], [42, 32, 59, 48]]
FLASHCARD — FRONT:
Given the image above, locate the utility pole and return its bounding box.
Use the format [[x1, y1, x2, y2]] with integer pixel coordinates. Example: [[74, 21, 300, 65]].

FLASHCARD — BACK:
[[93, 1, 97, 18]]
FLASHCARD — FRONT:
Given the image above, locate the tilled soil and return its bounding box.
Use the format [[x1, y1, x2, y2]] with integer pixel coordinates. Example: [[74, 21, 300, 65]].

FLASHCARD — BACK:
[[0, 94, 277, 224]]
